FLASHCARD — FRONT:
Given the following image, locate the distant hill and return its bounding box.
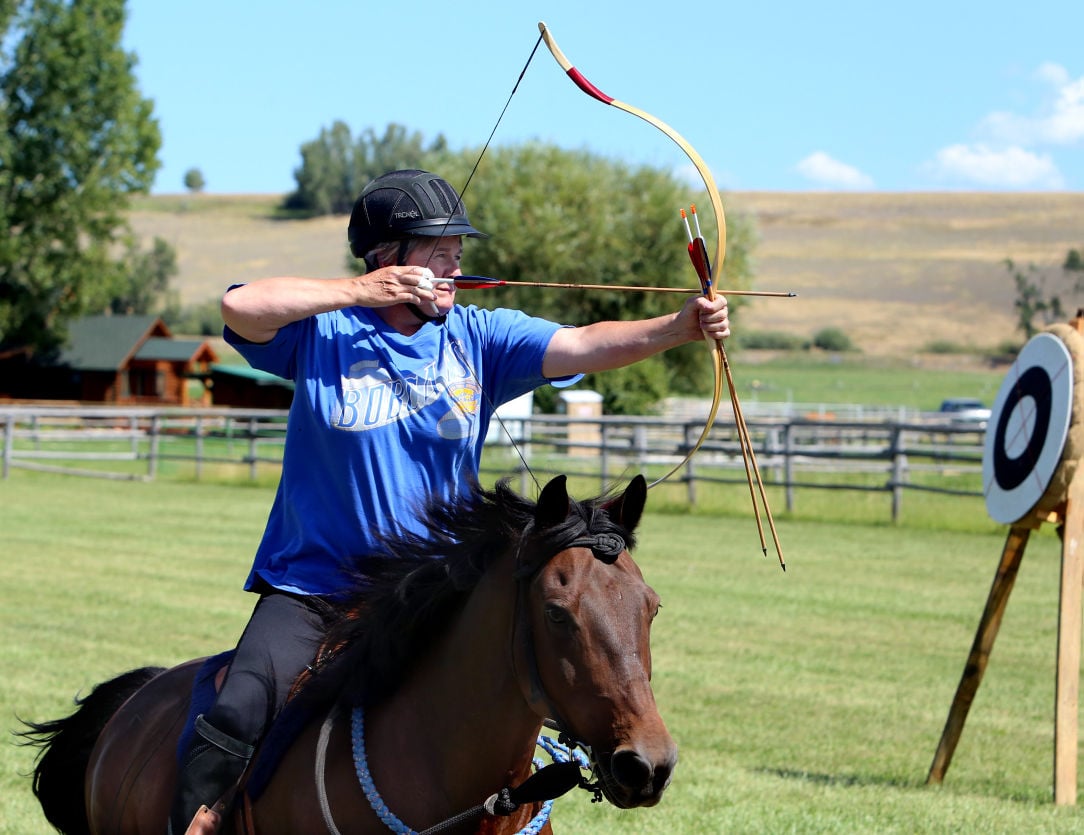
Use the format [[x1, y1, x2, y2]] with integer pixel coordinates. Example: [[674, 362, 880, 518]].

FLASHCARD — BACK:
[[131, 192, 1084, 359], [726, 192, 1083, 359]]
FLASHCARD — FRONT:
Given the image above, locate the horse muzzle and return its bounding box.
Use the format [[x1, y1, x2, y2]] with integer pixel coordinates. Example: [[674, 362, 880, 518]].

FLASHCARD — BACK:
[[594, 741, 679, 808]]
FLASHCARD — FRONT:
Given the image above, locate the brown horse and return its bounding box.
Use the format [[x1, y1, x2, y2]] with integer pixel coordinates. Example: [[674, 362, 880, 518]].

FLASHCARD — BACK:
[[22, 474, 677, 834]]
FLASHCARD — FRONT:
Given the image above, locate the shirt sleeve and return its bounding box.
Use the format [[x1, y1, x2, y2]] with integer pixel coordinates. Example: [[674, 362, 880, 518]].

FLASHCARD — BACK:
[[222, 319, 303, 381], [467, 306, 584, 406]]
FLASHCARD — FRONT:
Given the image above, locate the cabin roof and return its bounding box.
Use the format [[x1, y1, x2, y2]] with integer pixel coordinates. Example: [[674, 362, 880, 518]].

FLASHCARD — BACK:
[[57, 315, 167, 371]]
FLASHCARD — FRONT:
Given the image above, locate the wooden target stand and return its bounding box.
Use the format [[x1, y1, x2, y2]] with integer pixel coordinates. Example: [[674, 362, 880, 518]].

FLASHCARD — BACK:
[[927, 313, 1084, 803]]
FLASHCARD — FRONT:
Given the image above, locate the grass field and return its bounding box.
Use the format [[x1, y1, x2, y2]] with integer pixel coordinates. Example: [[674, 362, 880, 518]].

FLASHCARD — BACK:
[[4, 469, 1084, 833], [720, 352, 1006, 412]]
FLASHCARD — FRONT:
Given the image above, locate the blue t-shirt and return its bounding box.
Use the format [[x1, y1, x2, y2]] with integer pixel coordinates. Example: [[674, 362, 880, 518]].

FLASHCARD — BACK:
[[225, 303, 578, 596]]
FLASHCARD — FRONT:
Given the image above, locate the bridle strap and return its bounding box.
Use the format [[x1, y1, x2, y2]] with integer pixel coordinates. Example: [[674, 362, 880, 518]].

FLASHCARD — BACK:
[[513, 573, 578, 740], [510, 527, 625, 746]]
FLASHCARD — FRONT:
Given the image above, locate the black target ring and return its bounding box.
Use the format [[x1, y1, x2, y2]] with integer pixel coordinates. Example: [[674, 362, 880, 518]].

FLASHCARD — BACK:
[[991, 366, 1052, 492], [983, 332, 1073, 524]]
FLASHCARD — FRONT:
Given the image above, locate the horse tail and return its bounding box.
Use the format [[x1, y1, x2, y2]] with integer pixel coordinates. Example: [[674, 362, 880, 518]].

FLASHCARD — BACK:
[[18, 666, 165, 835]]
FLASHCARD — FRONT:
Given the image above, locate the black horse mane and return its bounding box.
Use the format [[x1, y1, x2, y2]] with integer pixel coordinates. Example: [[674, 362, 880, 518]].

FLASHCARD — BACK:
[[309, 477, 636, 709]]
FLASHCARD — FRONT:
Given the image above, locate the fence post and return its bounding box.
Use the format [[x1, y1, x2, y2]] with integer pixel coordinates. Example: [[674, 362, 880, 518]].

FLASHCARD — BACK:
[[766, 425, 783, 482], [633, 425, 647, 471], [3, 414, 13, 479], [599, 422, 610, 493], [148, 414, 160, 480], [685, 421, 698, 506], [248, 418, 259, 481], [194, 415, 204, 481], [784, 421, 795, 512], [891, 425, 906, 522], [129, 414, 139, 458]]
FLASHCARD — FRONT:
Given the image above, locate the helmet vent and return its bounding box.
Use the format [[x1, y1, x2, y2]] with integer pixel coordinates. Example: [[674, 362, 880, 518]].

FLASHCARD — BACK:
[[423, 176, 461, 216]]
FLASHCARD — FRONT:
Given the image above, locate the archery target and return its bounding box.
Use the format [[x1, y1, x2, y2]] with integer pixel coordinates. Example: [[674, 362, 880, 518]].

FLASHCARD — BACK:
[[983, 332, 1075, 524]]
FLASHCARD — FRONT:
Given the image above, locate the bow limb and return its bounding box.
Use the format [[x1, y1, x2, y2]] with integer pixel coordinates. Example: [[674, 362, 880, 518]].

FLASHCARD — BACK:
[[538, 22, 727, 281], [538, 21, 727, 488]]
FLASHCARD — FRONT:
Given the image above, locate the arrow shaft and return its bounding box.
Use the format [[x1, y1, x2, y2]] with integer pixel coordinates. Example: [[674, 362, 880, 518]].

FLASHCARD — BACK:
[[433, 277, 795, 297]]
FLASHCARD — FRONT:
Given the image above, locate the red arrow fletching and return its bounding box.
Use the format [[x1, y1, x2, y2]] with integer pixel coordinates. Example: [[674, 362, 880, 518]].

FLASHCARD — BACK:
[[450, 276, 505, 290], [687, 239, 712, 289]]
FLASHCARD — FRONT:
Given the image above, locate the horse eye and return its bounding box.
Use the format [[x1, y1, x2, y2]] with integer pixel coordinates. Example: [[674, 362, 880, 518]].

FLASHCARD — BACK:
[[545, 604, 570, 625]]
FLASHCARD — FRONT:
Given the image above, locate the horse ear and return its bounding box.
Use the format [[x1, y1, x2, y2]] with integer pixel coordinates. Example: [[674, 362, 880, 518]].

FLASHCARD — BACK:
[[536, 475, 570, 527], [606, 474, 647, 533]]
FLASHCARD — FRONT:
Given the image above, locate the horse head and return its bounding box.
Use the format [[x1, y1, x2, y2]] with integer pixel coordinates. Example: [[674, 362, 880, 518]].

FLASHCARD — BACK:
[[514, 474, 678, 808]]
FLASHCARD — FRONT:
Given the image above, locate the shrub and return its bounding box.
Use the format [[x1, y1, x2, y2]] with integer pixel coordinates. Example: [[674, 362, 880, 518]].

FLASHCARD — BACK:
[[738, 330, 806, 351], [183, 168, 206, 193], [811, 327, 856, 352], [923, 339, 969, 355]]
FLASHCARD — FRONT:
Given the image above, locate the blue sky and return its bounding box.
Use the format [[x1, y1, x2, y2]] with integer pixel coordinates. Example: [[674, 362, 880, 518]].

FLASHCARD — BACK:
[[124, 0, 1084, 195]]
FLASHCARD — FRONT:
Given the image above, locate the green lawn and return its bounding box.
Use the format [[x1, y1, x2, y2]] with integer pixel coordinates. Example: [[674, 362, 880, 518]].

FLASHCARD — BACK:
[[729, 353, 1004, 412], [3, 470, 1083, 833]]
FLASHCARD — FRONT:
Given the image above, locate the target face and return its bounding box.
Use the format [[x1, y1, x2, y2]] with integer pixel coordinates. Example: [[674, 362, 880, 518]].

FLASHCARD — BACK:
[[983, 333, 1074, 524]]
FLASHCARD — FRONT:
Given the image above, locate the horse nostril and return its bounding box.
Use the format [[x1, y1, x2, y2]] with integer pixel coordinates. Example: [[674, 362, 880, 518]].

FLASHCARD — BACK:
[[610, 748, 653, 791], [652, 757, 675, 794]]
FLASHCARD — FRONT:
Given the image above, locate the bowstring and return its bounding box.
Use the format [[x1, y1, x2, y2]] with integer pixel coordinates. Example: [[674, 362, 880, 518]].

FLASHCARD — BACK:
[[449, 337, 542, 493], [430, 33, 547, 492], [423, 31, 545, 261]]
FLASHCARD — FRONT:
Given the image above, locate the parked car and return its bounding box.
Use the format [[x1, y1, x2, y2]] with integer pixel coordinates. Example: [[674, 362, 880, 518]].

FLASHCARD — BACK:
[[938, 397, 992, 428]]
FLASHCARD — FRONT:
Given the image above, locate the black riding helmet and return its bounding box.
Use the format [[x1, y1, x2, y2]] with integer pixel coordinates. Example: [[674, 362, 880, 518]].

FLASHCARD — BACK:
[[347, 169, 488, 258]]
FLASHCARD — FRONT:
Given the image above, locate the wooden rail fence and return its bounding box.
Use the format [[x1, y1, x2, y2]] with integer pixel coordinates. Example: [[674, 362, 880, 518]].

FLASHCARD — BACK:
[[1, 405, 987, 521]]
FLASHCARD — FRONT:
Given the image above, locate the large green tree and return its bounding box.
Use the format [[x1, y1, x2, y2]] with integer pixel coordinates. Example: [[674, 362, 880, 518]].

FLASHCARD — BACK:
[[0, 0, 161, 358]]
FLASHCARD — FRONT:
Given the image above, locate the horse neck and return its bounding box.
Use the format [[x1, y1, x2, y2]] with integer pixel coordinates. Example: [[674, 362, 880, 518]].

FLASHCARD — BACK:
[[364, 548, 541, 811]]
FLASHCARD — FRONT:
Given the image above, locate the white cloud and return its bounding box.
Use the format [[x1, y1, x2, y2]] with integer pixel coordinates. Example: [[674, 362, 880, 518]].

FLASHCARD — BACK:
[[922, 62, 1079, 189], [928, 143, 1064, 189], [979, 63, 1084, 146], [795, 152, 873, 189], [1045, 75, 1084, 143]]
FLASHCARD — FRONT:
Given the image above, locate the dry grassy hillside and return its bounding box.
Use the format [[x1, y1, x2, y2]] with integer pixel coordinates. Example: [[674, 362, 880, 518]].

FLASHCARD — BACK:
[[128, 196, 348, 307], [131, 192, 1083, 359], [726, 192, 1083, 357]]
